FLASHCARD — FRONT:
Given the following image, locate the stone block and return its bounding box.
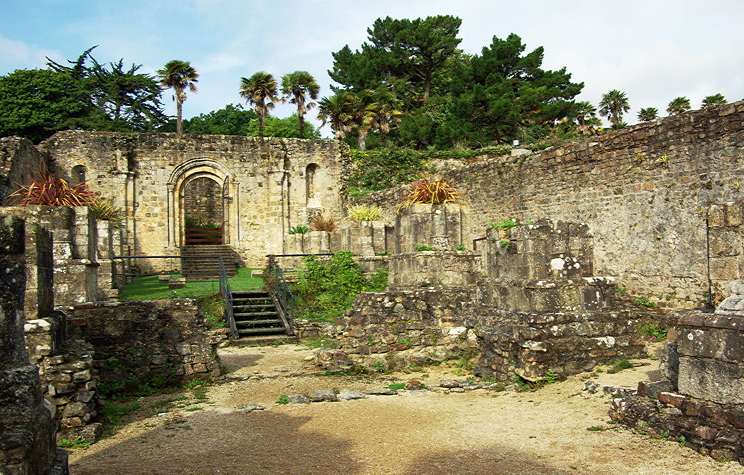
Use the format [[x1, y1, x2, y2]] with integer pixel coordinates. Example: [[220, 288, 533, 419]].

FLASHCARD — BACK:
[[678, 357, 744, 404]]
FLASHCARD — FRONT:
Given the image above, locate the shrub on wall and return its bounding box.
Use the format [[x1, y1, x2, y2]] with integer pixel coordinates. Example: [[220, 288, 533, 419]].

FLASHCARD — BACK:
[[294, 251, 388, 321]]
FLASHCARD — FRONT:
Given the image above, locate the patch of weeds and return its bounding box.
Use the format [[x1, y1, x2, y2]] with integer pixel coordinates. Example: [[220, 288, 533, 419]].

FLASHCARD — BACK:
[[633, 296, 656, 308], [488, 219, 519, 230], [499, 239, 511, 249], [388, 383, 405, 390], [586, 425, 607, 432], [414, 243, 433, 251], [374, 361, 387, 373], [102, 400, 141, 427], [304, 336, 336, 349], [544, 371, 560, 384], [276, 394, 289, 405], [183, 378, 211, 390], [192, 386, 209, 400], [635, 420, 649, 435], [607, 359, 633, 374], [184, 407, 203, 412], [638, 322, 667, 342], [195, 293, 225, 329], [678, 435, 686, 447], [454, 245, 466, 251], [58, 436, 92, 449]]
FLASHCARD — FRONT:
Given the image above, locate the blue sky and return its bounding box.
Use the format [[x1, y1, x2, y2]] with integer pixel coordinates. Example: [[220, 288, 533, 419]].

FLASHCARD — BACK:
[[2, 0, 743, 136]]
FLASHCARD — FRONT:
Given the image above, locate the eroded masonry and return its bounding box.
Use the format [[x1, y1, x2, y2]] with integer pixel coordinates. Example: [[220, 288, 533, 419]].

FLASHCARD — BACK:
[[2, 100, 744, 468]]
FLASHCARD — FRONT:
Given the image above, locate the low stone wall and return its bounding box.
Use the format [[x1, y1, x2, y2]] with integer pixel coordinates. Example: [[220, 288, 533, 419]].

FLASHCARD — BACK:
[[387, 251, 480, 290], [25, 318, 99, 433], [610, 384, 744, 463], [474, 304, 649, 381], [66, 299, 221, 391], [321, 289, 478, 371]]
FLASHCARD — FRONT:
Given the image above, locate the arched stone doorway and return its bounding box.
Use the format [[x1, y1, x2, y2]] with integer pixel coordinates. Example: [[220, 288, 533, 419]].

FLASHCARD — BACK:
[[183, 176, 224, 245], [168, 158, 236, 249]]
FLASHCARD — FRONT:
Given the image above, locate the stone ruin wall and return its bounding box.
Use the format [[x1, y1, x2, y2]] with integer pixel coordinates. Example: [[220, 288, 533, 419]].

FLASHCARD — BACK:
[[39, 132, 346, 268], [0, 216, 68, 474], [359, 101, 744, 309], [0, 136, 49, 205]]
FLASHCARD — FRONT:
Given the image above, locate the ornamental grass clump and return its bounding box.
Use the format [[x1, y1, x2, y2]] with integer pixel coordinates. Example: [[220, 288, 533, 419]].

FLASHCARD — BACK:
[[347, 204, 383, 222], [8, 169, 96, 206], [400, 174, 466, 209], [311, 215, 337, 232]]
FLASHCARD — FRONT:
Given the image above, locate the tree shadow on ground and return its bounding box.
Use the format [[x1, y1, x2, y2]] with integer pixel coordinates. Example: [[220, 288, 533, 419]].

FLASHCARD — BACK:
[[400, 446, 585, 475], [219, 351, 264, 373], [70, 410, 363, 475]]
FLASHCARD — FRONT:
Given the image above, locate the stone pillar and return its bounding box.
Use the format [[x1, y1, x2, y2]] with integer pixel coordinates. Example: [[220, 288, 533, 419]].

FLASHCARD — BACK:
[[0, 216, 68, 474], [677, 282, 744, 404]]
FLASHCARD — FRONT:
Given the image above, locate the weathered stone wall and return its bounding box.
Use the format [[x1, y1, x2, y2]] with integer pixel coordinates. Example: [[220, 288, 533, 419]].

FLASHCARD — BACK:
[[320, 289, 479, 371], [708, 200, 744, 306], [66, 299, 221, 389], [388, 251, 480, 290], [39, 132, 346, 268], [25, 318, 99, 435], [395, 203, 468, 252], [0, 136, 49, 205], [359, 102, 744, 308], [0, 215, 68, 474], [0, 206, 106, 307]]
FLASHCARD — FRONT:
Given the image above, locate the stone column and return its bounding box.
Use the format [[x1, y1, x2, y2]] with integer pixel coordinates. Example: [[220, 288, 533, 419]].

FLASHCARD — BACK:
[[0, 216, 68, 474]]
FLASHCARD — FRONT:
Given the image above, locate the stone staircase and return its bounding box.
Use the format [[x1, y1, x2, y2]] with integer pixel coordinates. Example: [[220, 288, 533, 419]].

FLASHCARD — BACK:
[[230, 290, 293, 342], [180, 245, 241, 278]]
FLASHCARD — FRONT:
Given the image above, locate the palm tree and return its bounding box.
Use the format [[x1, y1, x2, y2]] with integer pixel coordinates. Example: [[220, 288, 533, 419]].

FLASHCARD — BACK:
[[281, 71, 320, 139], [598, 90, 630, 128], [702, 94, 727, 108], [157, 60, 198, 135], [347, 90, 377, 151], [572, 101, 598, 135], [239, 72, 278, 138], [667, 97, 691, 116], [637, 107, 659, 122], [369, 88, 403, 146], [318, 93, 353, 140]]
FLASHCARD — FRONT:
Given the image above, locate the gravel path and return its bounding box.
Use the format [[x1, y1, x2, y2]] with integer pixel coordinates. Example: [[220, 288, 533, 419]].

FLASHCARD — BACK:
[[67, 344, 743, 474]]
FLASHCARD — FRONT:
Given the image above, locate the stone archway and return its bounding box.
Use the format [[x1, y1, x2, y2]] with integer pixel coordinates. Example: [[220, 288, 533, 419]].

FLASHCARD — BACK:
[[167, 158, 236, 248], [182, 176, 224, 244]]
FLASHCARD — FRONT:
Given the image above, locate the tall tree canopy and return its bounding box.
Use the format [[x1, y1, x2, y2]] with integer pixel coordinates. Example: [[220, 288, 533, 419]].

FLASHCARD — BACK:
[[325, 17, 583, 149], [157, 59, 199, 135], [185, 104, 256, 135], [281, 71, 320, 139], [0, 47, 167, 142], [239, 72, 278, 138]]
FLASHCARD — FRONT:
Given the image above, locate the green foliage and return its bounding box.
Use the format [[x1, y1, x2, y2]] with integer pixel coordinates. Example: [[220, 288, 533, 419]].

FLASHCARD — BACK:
[[544, 371, 559, 384], [157, 59, 198, 135], [667, 96, 691, 115], [387, 383, 405, 390], [304, 337, 335, 349], [0, 69, 90, 142], [638, 322, 667, 341], [346, 148, 428, 195], [607, 359, 633, 374], [347, 204, 383, 221], [599, 89, 630, 127], [295, 251, 388, 321], [119, 267, 263, 301], [185, 104, 256, 135], [245, 114, 321, 139], [637, 107, 659, 122], [415, 243, 433, 251], [288, 225, 310, 235], [195, 294, 225, 329], [633, 296, 656, 308], [89, 198, 125, 228], [488, 219, 519, 230], [58, 436, 92, 449], [281, 71, 320, 138], [702, 93, 727, 108], [102, 400, 140, 427], [240, 72, 278, 138], [276, 394, 289, 405]]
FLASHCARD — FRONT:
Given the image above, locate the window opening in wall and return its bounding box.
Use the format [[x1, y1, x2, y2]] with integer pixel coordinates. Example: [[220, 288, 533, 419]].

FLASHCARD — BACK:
[[306, 163, 319, 206]]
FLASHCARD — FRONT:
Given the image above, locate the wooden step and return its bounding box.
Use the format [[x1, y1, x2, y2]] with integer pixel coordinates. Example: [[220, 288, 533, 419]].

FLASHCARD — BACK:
[[237, 327, 288, 335], [234, 311, 280, 319]]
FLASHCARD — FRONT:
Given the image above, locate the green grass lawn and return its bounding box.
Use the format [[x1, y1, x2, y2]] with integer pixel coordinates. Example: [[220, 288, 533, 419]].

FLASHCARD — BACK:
[[118, 268, 264, 301]]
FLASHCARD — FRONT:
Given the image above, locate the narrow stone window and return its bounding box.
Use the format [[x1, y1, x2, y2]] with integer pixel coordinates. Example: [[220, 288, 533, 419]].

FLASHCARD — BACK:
[[306, 163, 319, 204]]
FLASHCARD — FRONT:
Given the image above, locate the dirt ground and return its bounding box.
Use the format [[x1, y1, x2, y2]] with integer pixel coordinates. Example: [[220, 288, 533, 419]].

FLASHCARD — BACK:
[[67, 344, 744, 475]]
